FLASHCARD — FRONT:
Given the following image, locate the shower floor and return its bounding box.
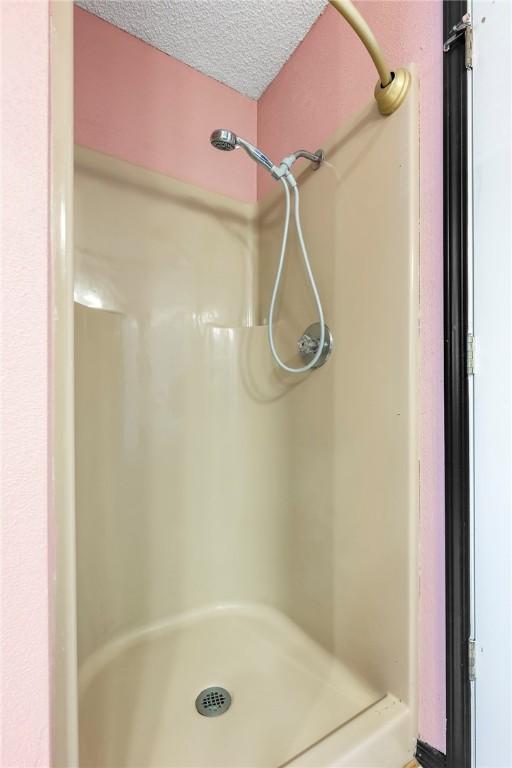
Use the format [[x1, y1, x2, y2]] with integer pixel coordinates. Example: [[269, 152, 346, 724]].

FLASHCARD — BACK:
[[79, 604, 382, 768]]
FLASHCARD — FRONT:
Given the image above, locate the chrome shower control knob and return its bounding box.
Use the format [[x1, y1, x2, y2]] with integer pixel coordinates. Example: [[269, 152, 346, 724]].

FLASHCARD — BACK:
[[297, 333, 319, 355], [297, 323, 334, 369]]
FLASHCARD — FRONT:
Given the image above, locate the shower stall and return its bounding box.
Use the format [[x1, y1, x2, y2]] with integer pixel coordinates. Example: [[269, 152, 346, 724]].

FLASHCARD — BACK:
[[60, 1, 420, 765]]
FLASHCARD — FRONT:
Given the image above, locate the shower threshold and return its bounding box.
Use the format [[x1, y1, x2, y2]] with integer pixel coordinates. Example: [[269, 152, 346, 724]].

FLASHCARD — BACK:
[[78, 603, 383, 768]]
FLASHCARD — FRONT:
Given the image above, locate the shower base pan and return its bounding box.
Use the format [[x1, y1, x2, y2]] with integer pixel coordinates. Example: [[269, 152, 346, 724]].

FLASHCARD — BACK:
[[79, 604, 411, 767]]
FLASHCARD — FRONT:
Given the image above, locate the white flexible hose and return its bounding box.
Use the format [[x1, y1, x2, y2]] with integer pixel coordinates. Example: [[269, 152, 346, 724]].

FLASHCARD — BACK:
[[268, 175, 326, 373]]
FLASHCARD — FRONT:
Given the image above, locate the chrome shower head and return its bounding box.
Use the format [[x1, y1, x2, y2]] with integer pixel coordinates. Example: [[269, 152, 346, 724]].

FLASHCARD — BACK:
[[210, 129, 276, 175], [210, 129, 237, 151]]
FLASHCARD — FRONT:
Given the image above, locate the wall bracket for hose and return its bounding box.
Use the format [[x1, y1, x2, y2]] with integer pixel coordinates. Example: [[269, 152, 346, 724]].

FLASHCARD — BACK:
[[273, 149, 325, 180], [293, 149, 325, 170]]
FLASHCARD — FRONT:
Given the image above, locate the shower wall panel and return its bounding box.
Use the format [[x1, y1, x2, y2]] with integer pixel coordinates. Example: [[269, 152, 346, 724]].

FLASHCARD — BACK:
[[75, 148, 294, 664], [257, 83, 419, 710]]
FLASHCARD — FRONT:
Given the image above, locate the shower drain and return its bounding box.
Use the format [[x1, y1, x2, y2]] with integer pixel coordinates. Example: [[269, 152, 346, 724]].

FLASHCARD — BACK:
[[195, 686, 232, 717]]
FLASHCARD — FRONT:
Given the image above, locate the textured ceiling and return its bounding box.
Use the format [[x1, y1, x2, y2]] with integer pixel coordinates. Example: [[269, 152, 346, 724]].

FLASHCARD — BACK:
[[75, 0, 328, 99]]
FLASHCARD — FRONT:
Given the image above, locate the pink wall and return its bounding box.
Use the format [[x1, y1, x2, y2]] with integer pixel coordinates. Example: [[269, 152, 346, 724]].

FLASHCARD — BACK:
[[74, 7, 257, 203], [75, 0, 445, 752], [258, 2, 445, 750], [0, 2, 52, 766]]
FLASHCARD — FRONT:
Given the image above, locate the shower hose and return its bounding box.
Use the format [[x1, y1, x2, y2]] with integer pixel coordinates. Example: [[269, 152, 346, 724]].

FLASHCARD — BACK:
[[268, 173, 326, 373]]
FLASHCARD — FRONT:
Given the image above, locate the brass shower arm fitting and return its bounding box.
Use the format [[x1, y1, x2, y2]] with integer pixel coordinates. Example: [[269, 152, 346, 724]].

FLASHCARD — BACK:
[[328, 0, 410, 116]]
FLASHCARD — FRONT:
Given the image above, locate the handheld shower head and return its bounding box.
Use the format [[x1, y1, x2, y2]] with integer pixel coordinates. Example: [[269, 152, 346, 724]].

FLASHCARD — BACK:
[[210, 129, 237, 152], [210, 129, 276, 175]]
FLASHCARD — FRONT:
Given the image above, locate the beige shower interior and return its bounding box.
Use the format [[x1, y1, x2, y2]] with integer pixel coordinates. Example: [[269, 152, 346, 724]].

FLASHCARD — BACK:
[[75, 81, 419, 767]]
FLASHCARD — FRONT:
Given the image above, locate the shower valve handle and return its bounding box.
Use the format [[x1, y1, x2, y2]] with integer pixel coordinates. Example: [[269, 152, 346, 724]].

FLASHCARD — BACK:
[[297, 333, 319, 356], [297, 323, 334, 369]]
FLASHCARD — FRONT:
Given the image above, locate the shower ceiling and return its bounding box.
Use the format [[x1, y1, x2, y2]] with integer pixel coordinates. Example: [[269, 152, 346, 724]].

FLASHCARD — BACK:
[[75, 0, 328, 99]]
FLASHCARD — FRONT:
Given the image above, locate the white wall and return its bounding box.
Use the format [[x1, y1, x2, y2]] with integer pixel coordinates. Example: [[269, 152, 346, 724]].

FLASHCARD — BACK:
[[473, 2, 512, 765]]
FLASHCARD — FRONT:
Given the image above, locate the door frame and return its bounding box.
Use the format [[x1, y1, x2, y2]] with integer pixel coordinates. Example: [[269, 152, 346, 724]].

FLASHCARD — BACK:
[[443, 1, 472, 766]]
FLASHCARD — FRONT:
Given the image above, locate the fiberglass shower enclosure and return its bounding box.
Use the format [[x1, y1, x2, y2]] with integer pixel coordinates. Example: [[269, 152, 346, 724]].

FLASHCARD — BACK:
[[67, 5, 420, 767]]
